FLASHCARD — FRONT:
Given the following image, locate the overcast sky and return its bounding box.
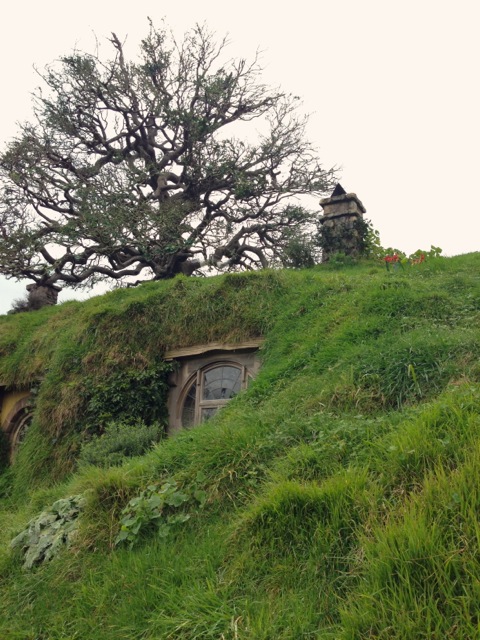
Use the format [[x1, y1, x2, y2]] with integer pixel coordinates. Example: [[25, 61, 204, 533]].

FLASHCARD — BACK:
[[0, 0, 478, 314]]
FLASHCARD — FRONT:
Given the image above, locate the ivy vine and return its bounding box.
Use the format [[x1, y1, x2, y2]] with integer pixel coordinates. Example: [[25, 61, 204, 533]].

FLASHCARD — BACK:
[[82, 361, 174, 434]]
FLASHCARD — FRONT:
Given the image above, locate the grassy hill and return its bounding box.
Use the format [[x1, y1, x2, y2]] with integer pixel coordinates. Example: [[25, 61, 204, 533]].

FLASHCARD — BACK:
[[0, 253, 479, 639]]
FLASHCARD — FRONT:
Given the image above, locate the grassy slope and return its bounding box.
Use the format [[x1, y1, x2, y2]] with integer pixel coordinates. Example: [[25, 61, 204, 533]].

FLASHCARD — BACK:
[[0, 254, 479, 639]]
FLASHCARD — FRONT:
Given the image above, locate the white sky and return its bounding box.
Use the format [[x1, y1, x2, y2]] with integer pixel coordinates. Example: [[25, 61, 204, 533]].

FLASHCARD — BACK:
[[0, 0, 479, 313]]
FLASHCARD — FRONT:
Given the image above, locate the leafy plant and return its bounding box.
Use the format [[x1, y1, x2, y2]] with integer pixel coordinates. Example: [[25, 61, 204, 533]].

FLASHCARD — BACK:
[[115, 481, 191, 548], [115, 471, 208, 548], [78, 420, 164, 468], [412, 245, 443, 259], [10, 495, 86, 569], [324, 251, 357, 268], [83, 362, 173, 431], [279, 230, 318, 269], [361, 218, 384, 258]]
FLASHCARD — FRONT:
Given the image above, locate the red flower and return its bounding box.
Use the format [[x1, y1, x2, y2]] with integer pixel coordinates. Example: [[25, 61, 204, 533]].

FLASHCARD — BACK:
[[411, 254, 426, 265], [384, 254, 400, 263]]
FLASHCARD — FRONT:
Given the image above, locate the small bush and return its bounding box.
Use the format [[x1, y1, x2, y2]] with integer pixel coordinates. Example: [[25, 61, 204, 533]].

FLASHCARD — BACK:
[[78, 420, 164, 468], [8, 295, 31, 314], [280, 232, 318, 269]]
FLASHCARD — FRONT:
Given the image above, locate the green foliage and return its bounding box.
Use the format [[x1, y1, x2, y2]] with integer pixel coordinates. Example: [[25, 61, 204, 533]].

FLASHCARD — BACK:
[[82, 363, 173, 431], [280, 233, 317, 269], [330, 215, 445, 266], [362, 217, 384, 258], [0, 254, 480, 638], [10, 495, 86, 569], [411, 245, 443, 260], [115, 480, 195, 548], [78, 420, 164, 468], [323, 251, 357, 268], [317, 216, 370, 258]]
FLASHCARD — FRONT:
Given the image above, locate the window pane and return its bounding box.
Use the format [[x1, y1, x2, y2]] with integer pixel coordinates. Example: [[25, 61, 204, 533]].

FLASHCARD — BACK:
[[181, 382, 197, 428], [203, 366, 242, 400], [12, 413, 31, 451], [15, 419, 30, 446]]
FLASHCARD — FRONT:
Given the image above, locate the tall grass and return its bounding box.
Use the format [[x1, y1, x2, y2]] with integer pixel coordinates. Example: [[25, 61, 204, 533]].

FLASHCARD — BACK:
[[0, 253, 479, 638]]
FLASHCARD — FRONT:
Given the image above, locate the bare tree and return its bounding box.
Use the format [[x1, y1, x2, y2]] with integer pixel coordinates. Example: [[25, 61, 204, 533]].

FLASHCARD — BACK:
[[0, 22, 336, 306]]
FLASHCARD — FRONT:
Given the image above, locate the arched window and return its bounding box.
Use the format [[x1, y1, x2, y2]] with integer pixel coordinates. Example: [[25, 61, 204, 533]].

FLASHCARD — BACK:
[[3, 396, 33, 462], [165, 340, 262, 432], [10, 410, 32, 456], [180, 362, 250, 428]]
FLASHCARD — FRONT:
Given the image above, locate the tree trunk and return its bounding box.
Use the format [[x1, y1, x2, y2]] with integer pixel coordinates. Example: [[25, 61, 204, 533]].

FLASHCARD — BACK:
[[25, 284, 60, 309]]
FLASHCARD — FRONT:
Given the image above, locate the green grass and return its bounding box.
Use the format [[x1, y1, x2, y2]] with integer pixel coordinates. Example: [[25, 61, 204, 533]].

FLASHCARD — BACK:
[[0, 253, 480, 638]]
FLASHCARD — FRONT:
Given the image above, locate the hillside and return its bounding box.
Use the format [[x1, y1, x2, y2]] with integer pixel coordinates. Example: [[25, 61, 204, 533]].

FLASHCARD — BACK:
[[0, 253, 480, 639]]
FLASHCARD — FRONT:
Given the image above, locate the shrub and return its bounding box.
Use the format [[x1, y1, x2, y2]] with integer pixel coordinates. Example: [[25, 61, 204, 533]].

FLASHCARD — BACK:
[[280, 232, 318, 269], [78, 420, 164, 468], [82, 363, 173, 432]]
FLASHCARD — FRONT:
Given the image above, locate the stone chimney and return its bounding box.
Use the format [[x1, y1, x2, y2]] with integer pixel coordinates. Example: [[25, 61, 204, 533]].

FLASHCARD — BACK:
[[318, 184, 366, 262]]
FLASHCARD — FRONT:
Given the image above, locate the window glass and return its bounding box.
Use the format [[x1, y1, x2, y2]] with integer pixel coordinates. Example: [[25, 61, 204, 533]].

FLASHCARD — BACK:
[[9, 409, 32, 461], [203, 366, 242, 400], [181, 382, 197, 428], [15, 419, 30, 447], [180, 363, 250, 429]]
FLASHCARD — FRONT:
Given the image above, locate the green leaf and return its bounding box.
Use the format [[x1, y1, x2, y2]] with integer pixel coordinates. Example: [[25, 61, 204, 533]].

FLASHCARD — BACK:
[[164, 491, 188, 507], [159, 481, 176, 494], [157, 524, 171, 538], [167, 513, 190, 525], [195, 471, 207, 483], [193, 489, 207, 506], [115, 529, 130, 544], [147, 494, 163, 509]]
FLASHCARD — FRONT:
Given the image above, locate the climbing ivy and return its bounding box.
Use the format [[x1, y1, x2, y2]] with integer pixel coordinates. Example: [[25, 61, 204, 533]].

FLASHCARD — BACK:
[[317, 216, 371, 259], [82, 361, 173, 434]]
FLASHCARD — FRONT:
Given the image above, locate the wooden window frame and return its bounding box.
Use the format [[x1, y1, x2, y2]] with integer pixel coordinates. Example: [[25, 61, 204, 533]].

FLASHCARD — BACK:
[[180, 361, 249, 428], [166, 343, 262, 432]]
